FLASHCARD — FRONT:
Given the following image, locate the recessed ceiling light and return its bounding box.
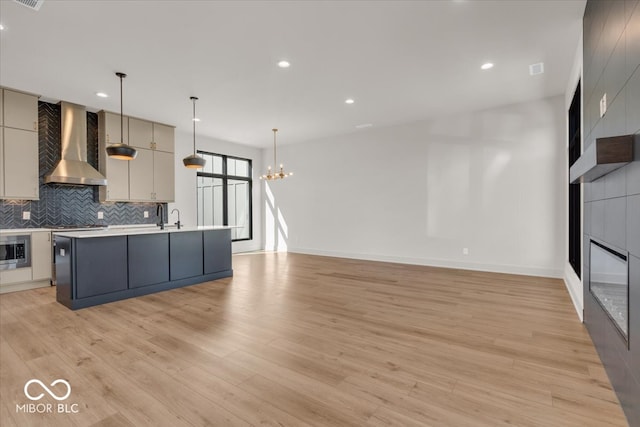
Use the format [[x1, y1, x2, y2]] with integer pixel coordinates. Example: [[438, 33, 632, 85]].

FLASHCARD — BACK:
[[0, 24, 5, 31], [95, 92, 109, 98], [277, 60, 290, 68], [481, 62, 494, 70], [355, 123, 372, 129], [192, 118, 201, 122], [345, 99, 355, 104]]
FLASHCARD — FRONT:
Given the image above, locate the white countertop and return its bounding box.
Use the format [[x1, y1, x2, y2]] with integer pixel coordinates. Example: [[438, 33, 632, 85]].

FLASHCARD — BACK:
[[53, 225, 234, 239], [0, 228, 52, 234]]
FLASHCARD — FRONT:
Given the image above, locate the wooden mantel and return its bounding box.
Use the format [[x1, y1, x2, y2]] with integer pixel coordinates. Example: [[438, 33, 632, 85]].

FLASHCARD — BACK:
[[569, 134, 634, 183]]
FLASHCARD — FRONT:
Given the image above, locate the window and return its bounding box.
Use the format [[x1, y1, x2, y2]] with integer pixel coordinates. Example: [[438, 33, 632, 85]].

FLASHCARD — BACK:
[[197, 152, 252, 241]]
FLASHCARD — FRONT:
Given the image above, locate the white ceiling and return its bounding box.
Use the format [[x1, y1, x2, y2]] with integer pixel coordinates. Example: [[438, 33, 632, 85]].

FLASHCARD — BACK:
[[0, 0, 585, 148]]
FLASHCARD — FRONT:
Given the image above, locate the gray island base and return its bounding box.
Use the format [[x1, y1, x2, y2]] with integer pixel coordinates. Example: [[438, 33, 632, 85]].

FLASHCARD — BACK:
[[54, 227, 233, 310]]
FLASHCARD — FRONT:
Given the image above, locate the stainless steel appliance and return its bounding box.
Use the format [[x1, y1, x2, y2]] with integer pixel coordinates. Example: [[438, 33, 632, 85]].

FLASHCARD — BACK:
[[0, 235, 31, 270], [48, 225, 108, 285], [43, 102, 108, 186]]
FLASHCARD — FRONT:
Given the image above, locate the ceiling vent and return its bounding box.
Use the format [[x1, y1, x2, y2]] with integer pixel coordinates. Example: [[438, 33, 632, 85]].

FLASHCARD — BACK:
[[13, 0, 44, 11], [529, 62, 544, 76]]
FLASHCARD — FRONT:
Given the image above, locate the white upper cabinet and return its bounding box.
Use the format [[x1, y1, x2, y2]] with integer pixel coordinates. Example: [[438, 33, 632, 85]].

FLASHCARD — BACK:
[[99, 111, 175, 203], [129, 117, 154, 150], [2, 128, 39, 200], [0, 130, 4, 198], [103, 111, 128, 145], [1, 88, 40, 200], [129, 118, 174, 152], [153, 150, 175, 202], [129, 147, 155, 201], [153, 123, 174, 153], [98, 111, 130, 202], [3, 89, 38, 131]]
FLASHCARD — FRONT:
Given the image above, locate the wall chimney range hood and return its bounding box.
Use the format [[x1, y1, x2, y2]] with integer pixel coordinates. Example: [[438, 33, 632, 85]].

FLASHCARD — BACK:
[[44, 102, 108, 186], [569, 134, 634, 183]]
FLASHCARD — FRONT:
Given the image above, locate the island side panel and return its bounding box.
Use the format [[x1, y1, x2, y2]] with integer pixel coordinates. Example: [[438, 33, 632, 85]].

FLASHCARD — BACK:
[[55, 236, 73, 308], [169, 231, 204, 280], [203, 229, 232, 274], [128, 233, 170, 288], [76, 236, 128, 299]]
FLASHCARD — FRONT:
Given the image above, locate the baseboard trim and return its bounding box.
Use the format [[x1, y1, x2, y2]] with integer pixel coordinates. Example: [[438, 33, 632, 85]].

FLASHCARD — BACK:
[[286, 247, 563, 279], [0, 280, 50, 294], [563, 263, 584, 321]]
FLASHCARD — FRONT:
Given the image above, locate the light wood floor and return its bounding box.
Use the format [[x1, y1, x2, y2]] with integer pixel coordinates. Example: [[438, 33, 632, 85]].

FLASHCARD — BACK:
[[0, 252, 629, 426]]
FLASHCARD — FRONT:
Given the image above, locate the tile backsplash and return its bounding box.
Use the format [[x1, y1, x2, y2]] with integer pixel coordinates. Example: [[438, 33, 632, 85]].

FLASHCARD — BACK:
[[0, 102, 165, 229]]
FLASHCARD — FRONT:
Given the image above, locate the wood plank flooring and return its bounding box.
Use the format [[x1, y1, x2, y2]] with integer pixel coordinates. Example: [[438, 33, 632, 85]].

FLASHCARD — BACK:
[[0, 252, 629, 426]]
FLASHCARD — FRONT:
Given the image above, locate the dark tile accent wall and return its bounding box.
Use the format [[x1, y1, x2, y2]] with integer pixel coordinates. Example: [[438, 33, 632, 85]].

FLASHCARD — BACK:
[[0, 102, 166, 229], [582, 0, 640, 425]]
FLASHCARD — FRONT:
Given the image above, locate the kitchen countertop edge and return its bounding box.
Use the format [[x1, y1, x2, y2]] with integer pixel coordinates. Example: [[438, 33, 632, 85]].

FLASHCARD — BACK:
[[53, 226, 235, 239]]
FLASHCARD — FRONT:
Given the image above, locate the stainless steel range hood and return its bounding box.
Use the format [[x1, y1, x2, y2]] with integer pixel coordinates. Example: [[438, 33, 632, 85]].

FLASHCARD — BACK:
[[44, 102, 107, 186]]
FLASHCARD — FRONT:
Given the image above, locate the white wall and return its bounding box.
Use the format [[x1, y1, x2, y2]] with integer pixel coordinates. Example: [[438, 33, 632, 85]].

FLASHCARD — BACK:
[[563, 31, 584, 320], [170, 130, 263, 253], [264, 95, 567, 278]]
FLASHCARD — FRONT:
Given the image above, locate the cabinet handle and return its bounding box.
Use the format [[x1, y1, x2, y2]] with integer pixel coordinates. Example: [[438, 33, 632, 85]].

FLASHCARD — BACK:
[[33, 121, 37, 131], [106, 133, 110, 142]]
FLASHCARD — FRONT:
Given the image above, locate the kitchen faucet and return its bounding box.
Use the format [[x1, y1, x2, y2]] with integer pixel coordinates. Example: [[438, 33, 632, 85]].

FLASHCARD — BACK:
[[156, 204, 164, 230], [171, 208, 181, 229]]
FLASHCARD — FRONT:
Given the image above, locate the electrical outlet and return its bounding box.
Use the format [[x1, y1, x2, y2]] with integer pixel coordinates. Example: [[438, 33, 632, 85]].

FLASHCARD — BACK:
[[462, 247, 469, 255], [144, 211, 149, 218], [22, 211, 31, 220], [97, 211, 104, 219]]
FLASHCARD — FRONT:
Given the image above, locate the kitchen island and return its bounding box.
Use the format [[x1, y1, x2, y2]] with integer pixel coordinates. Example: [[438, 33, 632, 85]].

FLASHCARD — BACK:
[[54, 226, 233, 310]]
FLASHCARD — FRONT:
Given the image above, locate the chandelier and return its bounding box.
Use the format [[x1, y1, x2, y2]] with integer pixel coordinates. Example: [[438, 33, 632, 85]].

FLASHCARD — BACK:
[[260, 128, 293, 180]]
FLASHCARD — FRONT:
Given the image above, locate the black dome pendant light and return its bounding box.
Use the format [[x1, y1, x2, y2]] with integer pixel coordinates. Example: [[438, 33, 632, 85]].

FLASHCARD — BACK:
[[106, 72, 137, 160], [183, 96, 206, 169]]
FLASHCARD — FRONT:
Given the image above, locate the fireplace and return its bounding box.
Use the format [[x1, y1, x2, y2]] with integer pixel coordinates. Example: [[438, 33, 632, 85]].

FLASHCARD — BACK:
[[589, 240, 629, 341]]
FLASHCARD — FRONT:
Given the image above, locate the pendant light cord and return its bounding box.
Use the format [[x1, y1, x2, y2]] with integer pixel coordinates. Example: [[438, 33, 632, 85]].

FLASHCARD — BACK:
[[273, 128, 277, 168], [191, 96, 198, 156], [115, 72, 126, 144], [120, 75, 123, 143]]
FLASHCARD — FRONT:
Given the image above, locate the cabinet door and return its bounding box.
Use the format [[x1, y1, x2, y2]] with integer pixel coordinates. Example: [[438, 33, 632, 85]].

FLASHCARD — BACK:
[[0, 90, 4, 127], [203, 229, 232, 274], [3, 90, 38, 131], [129, 148, 154, 201], [31, 231, 52, 281], [0, 130, 4, 198], [153, 150, 174, 202], [0, 268, 32, 286], [128, 233, 169, 288], [104, 155, 130, 201], [104, 111, 128, 145], [76, 237, 128, 298], [99, 111, 129, 201], [169, 232, 203, 280], [3, 128, 39, 200], [153, 123, 174, 152], [129, 117, 154, 150]]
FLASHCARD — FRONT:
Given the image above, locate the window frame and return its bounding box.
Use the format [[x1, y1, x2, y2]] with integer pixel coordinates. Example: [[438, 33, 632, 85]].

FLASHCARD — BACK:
[[196, 151, 253, 242], [568, 81, 581, 278]]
